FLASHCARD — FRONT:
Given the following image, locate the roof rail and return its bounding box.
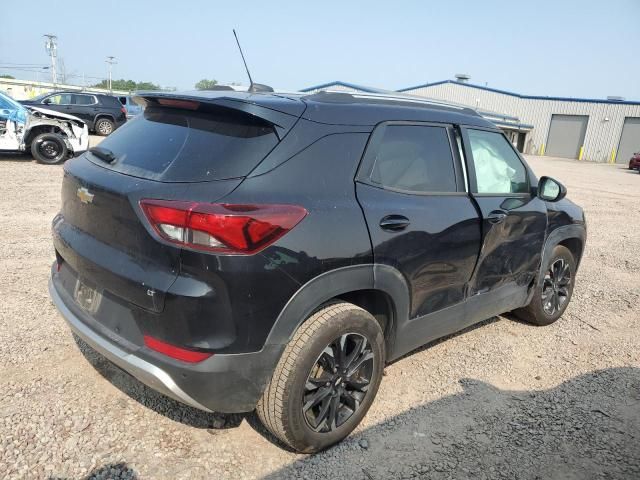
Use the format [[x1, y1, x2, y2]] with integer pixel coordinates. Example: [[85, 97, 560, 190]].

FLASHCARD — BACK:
[[303, 89, 480, 116]]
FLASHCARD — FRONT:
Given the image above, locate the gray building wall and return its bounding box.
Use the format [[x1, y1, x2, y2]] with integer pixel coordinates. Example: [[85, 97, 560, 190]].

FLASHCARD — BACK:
[[401, 82, 640, 163]]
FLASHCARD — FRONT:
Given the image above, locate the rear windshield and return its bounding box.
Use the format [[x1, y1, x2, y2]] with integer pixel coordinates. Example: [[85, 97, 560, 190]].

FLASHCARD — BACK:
[[87, 105, 278, 182]]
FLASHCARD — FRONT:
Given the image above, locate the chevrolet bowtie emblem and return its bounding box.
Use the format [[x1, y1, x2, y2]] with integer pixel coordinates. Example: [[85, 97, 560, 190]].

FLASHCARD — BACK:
[[77, 187, 94, 204]]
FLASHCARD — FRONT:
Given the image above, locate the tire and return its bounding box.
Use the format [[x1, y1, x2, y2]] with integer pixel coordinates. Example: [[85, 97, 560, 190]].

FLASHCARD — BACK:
[[256, 302, 385, 453], [30, 133, 68, 165], [94, 117, 114, 136], [515, 245, 576, 326]]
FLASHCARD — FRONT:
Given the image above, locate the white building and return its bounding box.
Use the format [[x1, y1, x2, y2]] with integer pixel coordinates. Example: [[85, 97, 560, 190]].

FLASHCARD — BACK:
[[301, 80, 640, 164]]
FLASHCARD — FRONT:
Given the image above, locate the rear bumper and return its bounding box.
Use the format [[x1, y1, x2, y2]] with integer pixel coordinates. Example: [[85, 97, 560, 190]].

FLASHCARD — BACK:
[[49, 270, 284, 413]]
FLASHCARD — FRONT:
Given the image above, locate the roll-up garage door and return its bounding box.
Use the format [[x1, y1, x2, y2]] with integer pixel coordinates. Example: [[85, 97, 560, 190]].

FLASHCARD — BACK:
[[616, 117, 640, 164], [545, 114, 589, 159]]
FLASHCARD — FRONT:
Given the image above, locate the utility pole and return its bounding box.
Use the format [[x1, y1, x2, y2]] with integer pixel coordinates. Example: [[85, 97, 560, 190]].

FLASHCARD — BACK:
[[106, 56, 117, 92], [43, 34, 58, 85]]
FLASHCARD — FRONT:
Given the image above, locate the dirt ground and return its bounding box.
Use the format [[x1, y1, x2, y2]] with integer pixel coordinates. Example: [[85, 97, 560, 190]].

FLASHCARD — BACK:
[[0, 145, 638, 480]]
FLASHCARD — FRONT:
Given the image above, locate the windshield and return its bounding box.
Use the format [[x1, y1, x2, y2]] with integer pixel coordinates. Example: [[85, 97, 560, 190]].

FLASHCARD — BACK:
[[0, 91, 28, 125], [28, 92, 53, 103]]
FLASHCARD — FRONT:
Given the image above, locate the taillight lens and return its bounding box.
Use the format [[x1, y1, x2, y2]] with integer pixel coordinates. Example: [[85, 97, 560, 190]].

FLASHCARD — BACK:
[[121, 107, 127, 114], [143, 335, 213, 363], [139, 199, 308, 255]]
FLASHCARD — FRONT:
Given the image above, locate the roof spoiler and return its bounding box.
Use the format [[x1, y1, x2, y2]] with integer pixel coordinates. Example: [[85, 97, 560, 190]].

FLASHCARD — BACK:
[[131, 91, 300, 138]]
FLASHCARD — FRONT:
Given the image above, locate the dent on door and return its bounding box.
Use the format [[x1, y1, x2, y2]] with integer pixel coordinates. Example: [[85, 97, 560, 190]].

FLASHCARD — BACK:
[[470, 196, 547, 294]]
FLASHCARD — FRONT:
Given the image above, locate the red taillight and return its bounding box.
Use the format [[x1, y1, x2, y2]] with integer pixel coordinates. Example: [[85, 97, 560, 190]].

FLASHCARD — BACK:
[[143, 335, 213, 363], [121, 107, 127, 114], [139, 200, 308, 255]]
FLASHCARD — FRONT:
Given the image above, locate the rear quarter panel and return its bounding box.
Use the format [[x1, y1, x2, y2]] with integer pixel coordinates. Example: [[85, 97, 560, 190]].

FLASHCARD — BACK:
[[178, 130, 374, 352]]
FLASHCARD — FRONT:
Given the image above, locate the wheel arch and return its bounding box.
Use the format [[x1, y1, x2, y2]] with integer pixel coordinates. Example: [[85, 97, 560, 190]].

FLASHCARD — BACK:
[[24, 124, 58, 147], [265, 264, 410, 360], [558, 236, 584, 268], [526, 224, 586, 306], [93, 114, 115, 129]]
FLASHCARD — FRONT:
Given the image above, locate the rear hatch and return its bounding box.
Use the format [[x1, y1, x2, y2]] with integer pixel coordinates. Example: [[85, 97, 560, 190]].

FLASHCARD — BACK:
[[53, 93, 305, 314]]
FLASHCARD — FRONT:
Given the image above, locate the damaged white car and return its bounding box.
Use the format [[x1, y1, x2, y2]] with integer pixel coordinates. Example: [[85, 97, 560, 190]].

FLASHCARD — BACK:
[[0, 91, 88, 164]]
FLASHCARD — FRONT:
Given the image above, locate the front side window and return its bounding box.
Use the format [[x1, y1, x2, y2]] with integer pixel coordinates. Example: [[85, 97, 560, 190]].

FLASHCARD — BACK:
[[369, 125, 457, 193], [46, 94, 72, 105], [467, 129, 528, 194]]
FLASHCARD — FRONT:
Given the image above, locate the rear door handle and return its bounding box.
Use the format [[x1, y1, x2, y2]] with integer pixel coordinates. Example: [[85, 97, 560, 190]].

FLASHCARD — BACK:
[[487, 210, 508, 224], [380, 215, 410, 232]]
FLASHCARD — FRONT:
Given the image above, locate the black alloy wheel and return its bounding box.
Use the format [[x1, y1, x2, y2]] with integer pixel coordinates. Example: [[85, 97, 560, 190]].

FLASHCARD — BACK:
[[257, 302, 385, 453], [541, 258, 572, 316], [303, 332, 374, 433], [514, 245, 576, 326]]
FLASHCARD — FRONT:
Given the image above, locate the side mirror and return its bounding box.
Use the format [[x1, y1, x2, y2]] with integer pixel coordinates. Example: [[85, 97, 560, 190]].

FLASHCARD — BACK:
[[0, 109, 11, 116], [538, 176, 567, 202], [43, 98, 51, 104]]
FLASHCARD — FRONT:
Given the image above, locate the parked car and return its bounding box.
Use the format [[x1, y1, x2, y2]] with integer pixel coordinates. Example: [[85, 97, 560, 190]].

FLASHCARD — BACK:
[[49, 90, 586, 453], [118, 95, 143, 119], [21, 91, 126, 136], [629, 152, 640, 170], [0, 90, 88, 164]]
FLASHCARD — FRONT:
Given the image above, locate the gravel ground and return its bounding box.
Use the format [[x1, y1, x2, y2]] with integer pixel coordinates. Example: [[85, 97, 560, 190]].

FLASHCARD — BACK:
[[0, 146, 638, 480]]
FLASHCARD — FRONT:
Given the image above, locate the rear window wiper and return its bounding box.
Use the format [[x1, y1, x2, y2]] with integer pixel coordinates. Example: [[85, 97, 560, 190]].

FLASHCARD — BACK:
[[88, 147, 118, 164]]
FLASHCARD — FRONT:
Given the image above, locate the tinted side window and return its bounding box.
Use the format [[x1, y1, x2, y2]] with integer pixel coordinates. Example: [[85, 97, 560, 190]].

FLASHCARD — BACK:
[[467, 129, 528, 194], [73, 94, 96, 105], [100, 95, 121, 107], [369, 125, 457, 193]]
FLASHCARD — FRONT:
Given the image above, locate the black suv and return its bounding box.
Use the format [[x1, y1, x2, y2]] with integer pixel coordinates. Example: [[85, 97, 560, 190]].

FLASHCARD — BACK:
[[49, 90, 586, 453], [21, 91, 126, 135]]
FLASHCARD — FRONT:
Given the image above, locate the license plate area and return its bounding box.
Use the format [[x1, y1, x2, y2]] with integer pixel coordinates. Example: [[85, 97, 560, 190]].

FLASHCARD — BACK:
[[74, 278, 103, 314]]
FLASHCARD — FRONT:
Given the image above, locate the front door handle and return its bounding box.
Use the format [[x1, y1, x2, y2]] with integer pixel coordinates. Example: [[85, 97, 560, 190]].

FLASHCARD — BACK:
[[380, 215, 410, 232], [487, 210, 508, 224]]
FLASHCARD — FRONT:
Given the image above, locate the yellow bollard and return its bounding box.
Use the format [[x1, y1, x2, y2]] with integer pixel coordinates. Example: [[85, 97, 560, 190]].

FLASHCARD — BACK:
[[578, 146, 584, 161], [609, 149, 616, 164], [539, 144, 545, 156]]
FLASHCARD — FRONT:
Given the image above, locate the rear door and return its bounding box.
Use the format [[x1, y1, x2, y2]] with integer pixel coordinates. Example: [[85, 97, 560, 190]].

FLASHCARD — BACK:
[[69, 94, 98, 124], [356, 122, 482, 319], [461, 127, 547, 311]]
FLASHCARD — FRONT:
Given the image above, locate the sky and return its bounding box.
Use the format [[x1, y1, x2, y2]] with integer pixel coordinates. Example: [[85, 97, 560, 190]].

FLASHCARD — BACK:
[[1, 0, 639, 99]]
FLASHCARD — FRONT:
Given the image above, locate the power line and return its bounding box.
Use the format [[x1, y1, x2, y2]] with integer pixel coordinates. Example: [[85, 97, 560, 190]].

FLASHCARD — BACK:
[[0, 62, 49, 67]]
